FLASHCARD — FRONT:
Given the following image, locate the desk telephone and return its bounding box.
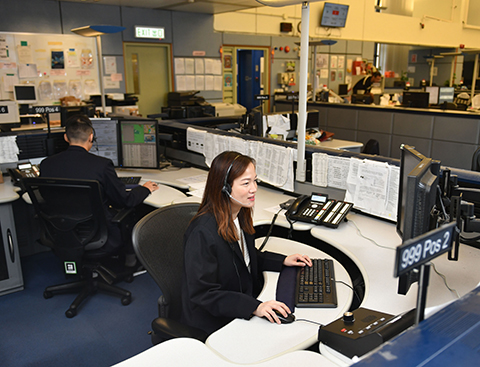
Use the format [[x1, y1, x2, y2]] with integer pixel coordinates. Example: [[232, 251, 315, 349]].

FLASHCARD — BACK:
[[8, 162, 40, 186], [285, 193, 352, 228]]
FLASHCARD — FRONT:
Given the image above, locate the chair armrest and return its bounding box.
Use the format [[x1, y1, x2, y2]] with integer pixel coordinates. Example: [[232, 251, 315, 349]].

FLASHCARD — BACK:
[[151, 317, 208, 344], [111, 207, 135, 225]]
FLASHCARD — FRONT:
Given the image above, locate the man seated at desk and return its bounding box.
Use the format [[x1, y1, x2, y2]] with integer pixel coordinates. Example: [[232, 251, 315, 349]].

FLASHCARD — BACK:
[[353, 71, 382, 99], [40, 114, 159, 267]]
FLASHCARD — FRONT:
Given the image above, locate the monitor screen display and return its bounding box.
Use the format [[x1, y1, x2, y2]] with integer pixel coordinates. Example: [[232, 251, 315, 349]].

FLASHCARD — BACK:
[[438, 87, 455, 104], [402, 91, 429, 108], [320, 3, 349, 28], [425, 86, 439, 105], [90, 118, 120, 167], [119, 119, 158, 168], [14, 84, 37, 104]]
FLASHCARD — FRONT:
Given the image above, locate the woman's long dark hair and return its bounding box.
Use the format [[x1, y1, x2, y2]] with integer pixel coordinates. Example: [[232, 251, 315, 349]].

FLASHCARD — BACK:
[[195, 151, 256, 242]]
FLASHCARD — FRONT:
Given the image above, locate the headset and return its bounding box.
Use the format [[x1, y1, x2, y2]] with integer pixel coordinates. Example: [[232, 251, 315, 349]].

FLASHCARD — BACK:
[[222, 153, 244, 292], [221, 154, 241, 196]]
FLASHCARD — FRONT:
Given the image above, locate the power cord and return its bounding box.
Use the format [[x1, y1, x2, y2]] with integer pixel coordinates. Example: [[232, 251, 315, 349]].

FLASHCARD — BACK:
[[348, 219, 396, 251], [430, 262, 460, 298], [336, 280, 362, 306], [295, 318, 324, 327], [258, 207, 283, 251]]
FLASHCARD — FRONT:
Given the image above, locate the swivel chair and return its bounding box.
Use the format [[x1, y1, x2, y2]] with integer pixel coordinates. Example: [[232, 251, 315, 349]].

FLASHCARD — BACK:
[[132, 203, 208, 344], [22, 177, 133, 318], [362, 139, 380, 155], [472, 147, 480, 172]]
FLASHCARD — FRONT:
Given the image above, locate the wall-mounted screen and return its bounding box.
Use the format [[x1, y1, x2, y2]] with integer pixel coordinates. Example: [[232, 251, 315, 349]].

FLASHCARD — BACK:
[[320, 3, 349, 28], [14, 85, 37, 104]]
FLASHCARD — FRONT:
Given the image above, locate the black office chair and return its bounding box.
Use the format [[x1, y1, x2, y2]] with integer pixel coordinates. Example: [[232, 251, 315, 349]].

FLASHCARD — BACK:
[[22, 177, 133, 318], [132, 203, 208, 345], [472, 147, 480, 172], [362, 139, 380, 155]]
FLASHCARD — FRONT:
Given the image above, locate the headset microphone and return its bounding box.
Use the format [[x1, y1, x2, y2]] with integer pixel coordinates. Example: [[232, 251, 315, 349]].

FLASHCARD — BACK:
[[228, 192, 244, 206]]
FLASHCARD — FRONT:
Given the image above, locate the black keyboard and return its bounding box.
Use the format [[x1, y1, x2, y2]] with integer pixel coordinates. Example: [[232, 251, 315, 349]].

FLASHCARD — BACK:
[[119, 176, 141, 185], [295, 258, 337, 308]]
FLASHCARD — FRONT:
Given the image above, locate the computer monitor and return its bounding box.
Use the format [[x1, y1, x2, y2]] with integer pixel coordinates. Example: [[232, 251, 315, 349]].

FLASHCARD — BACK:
[[14, 84, 37, 104], [425, 86, 439, 105], [396, 144, 441, 294], [338, 84, 348, 96], [320, 3, 349, 28], [119, 119, 158, 168], [90, 118, 120, 167], [438, 87, 455, 104], [402, 91, 429, 108]]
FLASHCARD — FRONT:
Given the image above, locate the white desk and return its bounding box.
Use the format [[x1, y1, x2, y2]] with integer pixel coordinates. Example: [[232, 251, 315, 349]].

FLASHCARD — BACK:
[[319, 139, 363, 153], [206, 237, 352, 364], [93, 167, 480, 365], [113, 337, 337, 367]]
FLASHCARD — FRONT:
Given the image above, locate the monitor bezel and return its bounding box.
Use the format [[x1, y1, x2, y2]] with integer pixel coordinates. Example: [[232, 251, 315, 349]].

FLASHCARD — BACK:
[[320, 2, 349, 28], [14, 84, 37, 105], [118, 119, 159, 169]]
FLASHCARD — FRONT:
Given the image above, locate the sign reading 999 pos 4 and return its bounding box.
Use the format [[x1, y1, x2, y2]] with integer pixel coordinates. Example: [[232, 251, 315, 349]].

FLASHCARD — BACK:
[[394, 222, 456, 278]]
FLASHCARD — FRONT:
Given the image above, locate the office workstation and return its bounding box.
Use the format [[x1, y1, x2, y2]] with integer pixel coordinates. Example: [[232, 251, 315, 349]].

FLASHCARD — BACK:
[[2, 0, 480, 366]]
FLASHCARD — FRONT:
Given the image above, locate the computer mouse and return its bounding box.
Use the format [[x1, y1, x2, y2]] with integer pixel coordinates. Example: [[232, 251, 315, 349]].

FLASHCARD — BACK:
[[274, 310, 296, 324]]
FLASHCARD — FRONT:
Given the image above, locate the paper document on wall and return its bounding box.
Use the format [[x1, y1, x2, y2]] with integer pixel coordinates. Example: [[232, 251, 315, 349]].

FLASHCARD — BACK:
[[312, 153, 328, 187], [186, 127, 206, 154], [228, 136, 248, 156], [0, 136, 19, 163], [255, 143, 295, 192], [327, 156, 350, 190], [344, 158, 362, 203], [384, 165, 400, 220], [354, 160, 389, 213]]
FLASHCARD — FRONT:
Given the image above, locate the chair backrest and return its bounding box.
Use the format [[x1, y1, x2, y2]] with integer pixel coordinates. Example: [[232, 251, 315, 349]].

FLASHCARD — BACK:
[[132, 203, 200, 321], [362, 139, 380, 155], [22, 177, 108, 266], [472, 147, 480, 172]]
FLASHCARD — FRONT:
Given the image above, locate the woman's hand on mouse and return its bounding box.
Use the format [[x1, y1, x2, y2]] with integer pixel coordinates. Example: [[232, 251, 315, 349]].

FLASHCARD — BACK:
[[253, 300, 291, 324], [283, 253, 312, 267]]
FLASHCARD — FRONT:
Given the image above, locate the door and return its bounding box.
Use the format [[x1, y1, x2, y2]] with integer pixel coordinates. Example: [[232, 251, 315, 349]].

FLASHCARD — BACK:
[[237, 49, 264, 112], [124, 43, 172, 117]]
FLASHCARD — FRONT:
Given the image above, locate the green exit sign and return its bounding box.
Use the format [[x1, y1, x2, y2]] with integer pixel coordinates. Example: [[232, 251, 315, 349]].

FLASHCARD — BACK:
[[135, 26, 165, 39]]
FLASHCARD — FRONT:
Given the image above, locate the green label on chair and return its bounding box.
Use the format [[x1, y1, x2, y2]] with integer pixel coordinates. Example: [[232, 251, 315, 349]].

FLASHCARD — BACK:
[[64, 261, 77, 274]]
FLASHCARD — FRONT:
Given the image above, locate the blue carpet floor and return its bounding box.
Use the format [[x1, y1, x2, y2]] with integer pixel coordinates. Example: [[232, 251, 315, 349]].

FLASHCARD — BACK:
[[0, 251, 161, 367]]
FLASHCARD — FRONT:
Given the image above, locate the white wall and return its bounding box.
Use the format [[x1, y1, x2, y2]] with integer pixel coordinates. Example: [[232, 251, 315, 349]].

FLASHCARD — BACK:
[[215, 0, 480, 49]]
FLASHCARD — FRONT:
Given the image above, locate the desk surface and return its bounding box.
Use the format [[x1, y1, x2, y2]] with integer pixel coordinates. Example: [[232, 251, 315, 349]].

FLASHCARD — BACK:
[[0, 179, 20, 204], [206, 237, 352, 364], [14, 165, 478, 365], [318, 139, 363, 152]]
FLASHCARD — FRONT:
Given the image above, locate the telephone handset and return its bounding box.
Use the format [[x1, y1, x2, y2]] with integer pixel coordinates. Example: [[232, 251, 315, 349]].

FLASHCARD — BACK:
[[8, 162, 40, 186], [285, 193, 353, 228]]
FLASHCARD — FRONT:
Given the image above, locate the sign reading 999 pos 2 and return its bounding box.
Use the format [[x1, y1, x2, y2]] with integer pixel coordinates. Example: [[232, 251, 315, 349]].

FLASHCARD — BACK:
[[394, 222, 456, 278]]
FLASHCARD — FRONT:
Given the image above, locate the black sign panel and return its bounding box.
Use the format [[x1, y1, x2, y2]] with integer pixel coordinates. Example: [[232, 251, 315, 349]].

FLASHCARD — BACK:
[[0, 105, 9, 114], [31, 105, 61, 114], [286, 94, 298, 101], [255, 94, 270, 100], [394, 222, 456, 277]]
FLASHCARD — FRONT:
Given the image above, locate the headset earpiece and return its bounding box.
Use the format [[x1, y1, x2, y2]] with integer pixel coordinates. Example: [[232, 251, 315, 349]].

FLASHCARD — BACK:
[[222, 154, 241, 196]]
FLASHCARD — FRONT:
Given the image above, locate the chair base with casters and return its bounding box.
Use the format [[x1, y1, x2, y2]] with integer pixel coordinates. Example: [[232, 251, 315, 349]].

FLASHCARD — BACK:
[[43, 260, 132, 318], [22, 177, 137, 318]]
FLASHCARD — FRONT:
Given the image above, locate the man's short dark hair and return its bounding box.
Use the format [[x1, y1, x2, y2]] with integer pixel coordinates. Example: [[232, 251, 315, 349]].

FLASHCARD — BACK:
[[372, 71, 382, 78], [65, 114, 93, 143]]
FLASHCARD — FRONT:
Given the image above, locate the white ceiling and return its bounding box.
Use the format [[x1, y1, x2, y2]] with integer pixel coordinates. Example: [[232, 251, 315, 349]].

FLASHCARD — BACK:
[[59, 0, 265, 14]]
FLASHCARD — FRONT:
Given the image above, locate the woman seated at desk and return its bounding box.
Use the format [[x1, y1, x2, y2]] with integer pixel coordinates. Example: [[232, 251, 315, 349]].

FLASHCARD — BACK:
[[181, 151, 312, 335]]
